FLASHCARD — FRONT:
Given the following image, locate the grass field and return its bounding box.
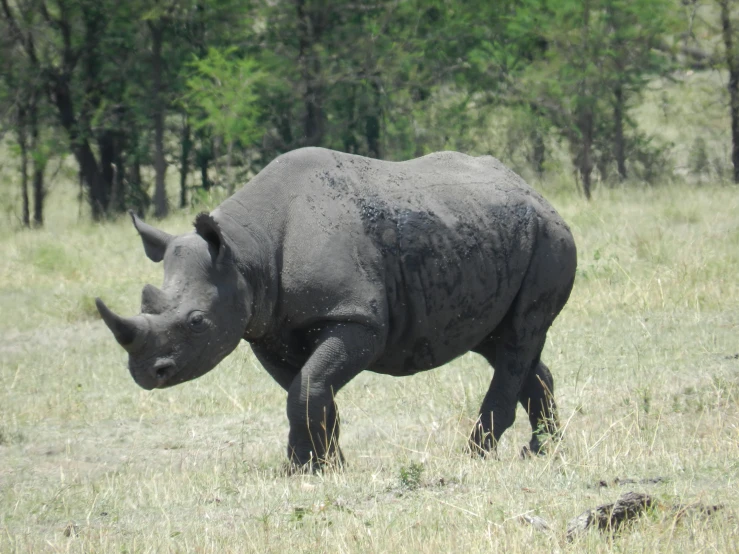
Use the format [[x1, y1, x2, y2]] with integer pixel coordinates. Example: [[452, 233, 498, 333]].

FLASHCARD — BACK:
[[1, 173, 738, 552]]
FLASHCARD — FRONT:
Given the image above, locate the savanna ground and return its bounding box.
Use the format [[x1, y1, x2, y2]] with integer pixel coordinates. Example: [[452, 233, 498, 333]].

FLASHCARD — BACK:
[[2, 75, 739, 552]]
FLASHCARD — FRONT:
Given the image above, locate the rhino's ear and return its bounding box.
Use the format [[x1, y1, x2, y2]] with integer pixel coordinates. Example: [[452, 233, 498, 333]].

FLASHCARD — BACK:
[[194, 212, 230, 264], [129, 210, 172, 263]]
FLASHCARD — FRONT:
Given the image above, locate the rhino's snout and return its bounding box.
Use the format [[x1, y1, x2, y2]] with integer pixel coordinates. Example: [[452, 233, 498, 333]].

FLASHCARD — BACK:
[[128, 358, 179, 390], [153, 359, 177, 387]]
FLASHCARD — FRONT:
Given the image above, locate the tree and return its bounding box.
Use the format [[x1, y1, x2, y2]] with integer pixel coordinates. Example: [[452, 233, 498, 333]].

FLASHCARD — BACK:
[[601, 0, 676, 181], [506, 0, 674, 197], [0, 0, 716, 220], [719, 0, 739, 183], [1, 0, 132, 219], [184, 47, 264, 194], [168, 0, 258, 202], [0, 0, 48, 226], [148, 13, 168, 217]]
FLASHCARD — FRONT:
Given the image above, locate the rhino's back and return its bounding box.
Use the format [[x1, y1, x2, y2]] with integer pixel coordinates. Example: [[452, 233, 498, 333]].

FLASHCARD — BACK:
[[226, 148, 571, 375], [292, 147, 540, 210]]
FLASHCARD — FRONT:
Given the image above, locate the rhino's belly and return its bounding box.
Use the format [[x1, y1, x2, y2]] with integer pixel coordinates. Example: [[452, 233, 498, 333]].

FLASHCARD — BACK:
[[369, 336, 482, 377], [368, 293, 514, 376], [369, 259, 523, 377]]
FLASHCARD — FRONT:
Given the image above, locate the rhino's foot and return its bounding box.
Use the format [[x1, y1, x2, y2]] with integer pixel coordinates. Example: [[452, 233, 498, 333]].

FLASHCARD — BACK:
[[467, 424, 497, 458], [520, 444, 544, 459], [283, 460, 342, 476], [468, 445, 499, 460], [521, 435, 545, 458], [286, 446, 345, 475], [521, 429, 562, 458]]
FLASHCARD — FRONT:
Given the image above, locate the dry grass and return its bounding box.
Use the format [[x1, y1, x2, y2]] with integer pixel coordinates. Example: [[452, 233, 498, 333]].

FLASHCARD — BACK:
[[2, 64, 738, 551], [1, 174, 738, 552]]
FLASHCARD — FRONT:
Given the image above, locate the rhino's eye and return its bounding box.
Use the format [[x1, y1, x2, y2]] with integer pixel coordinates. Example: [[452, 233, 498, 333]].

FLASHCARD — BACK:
[[188, 311, 208, 333]]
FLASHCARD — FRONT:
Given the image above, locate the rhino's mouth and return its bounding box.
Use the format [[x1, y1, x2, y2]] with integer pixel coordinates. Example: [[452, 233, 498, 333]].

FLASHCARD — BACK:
[[129, 342, 233, 390]]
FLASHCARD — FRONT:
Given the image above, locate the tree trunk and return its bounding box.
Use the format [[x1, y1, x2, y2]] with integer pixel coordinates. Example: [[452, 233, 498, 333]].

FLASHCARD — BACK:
[[150, 21, 168, 217], [194, 128, 212, 191], [277, 103, 295, 150], [180, 120, 191, 208], [130, 155, 143, 212], [532, 130, 546, 177], [109, 114, 126, 213], [579, 0, 593, 199], [17, 107, 30, 227], [721, 0, 739, 183], [303, 75, 324, 145], [614, 82, 627, 181], [99, 130, 116, 204], [226, 140, 234, 195], [200, 152, 211, 191], [365, 80, 382, 159], [32, 159, 45, 226], [77, 141, 107, 219], [110, 147, 125, 213], [342, 84, 358, 154], [30, 94, 44, 226], [195, 139, 210, 191], [296, 0, 325, 146], [212, 136, 222, 187], [578, 108, 594, 200], [529, 104, 546, 177], [50, 77, 106, 219], [605, 0, 627, 182], [81, 5, 112, 213]]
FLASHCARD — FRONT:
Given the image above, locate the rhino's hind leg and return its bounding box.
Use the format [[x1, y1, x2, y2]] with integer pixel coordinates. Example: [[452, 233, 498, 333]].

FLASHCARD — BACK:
[[519, 360, 560, 455], [469, 222, 575, 457], [469, 332, 547, 456]]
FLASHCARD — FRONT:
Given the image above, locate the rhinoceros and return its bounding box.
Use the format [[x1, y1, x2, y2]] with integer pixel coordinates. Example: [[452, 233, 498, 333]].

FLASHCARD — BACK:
[[96, 147, 576, 467]]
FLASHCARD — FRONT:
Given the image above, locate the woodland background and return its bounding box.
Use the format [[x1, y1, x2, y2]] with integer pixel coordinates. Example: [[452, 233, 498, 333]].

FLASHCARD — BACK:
[[0, 0, 737, 227]]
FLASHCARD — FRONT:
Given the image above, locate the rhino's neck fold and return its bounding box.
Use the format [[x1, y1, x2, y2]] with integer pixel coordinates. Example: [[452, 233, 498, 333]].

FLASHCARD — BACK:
[[210, 207, 279, 342]]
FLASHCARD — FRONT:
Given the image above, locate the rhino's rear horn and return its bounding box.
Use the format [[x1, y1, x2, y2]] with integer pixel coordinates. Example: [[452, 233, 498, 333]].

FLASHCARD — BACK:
[[95, 298, 148, 352], [141, 284, 168, 314]]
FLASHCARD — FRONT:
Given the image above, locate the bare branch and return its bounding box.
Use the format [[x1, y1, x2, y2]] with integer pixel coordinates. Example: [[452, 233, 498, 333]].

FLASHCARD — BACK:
[[38, 0, 57, 26], [55, 0, 80, 74], [0, 0, 37, 63]]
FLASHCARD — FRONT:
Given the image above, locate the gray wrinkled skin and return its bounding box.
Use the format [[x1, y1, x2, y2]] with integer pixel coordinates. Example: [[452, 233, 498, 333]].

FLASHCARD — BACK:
[[97, 147, 577, 467]]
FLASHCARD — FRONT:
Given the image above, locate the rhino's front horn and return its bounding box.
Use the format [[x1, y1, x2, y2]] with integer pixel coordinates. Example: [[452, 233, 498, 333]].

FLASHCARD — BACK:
[[95, 298, 148, 352]]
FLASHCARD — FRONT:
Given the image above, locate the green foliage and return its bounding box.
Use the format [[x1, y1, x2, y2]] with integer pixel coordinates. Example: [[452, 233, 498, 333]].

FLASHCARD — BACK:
[[510, 0, 678, 188], [0, 0, 735, 219], [398, 461, 425, 490], [627, 134, 674, 184], [184, 48, 265, 149]]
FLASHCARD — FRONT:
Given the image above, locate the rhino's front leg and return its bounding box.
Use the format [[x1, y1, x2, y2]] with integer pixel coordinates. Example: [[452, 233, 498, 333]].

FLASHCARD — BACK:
[[286, 323, 381, 468], [251, 343, 299, 391]]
